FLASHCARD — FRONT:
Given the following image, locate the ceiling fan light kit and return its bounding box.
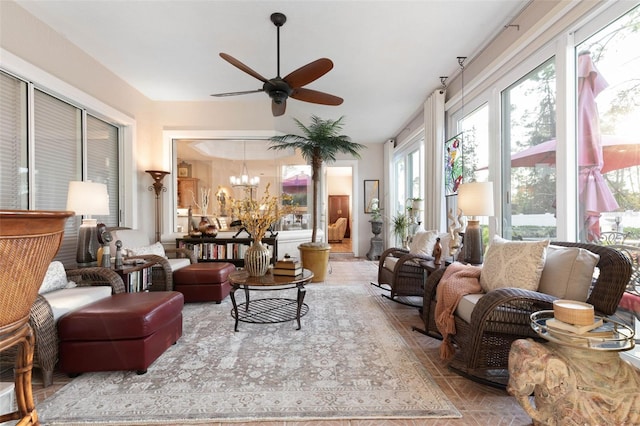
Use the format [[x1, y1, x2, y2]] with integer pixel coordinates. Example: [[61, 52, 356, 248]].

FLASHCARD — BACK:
[[211, 12, 343, 117]]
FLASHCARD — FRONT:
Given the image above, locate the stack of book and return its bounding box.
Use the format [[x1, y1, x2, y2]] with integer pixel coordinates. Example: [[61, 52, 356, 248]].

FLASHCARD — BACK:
[[272, 258, 302, 276], [546, 317, 615, 339]]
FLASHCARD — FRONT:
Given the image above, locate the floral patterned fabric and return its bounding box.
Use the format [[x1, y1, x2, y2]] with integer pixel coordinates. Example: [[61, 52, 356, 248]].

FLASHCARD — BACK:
[[125, 241, 165, 258], [39, 261, 73, 294]]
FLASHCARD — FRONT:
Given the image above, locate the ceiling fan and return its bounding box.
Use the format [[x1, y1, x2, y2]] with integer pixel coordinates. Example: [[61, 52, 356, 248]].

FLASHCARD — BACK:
[[211, 12, 343, 117]]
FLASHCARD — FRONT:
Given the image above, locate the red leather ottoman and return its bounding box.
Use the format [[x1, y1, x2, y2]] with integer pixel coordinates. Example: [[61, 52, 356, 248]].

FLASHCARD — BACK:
[[57, 291, 183, 376], [173, 262, 235, 303]]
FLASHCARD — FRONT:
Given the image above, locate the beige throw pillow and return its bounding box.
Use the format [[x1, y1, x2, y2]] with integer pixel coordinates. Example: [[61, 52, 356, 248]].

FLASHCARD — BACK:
[[409, 230, 438, 256], [479, 236, 549, 292], [126, 241, 166, 258], [538, 245, 599, 301]]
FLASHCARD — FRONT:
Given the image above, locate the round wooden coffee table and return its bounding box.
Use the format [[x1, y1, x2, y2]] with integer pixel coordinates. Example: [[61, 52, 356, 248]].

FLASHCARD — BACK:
[[228, 269, 314, 331]]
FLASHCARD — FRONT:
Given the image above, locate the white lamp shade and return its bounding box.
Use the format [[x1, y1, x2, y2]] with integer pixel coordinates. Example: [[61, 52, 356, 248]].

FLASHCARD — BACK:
[[457, 181, 494, 217], [66, 181, 110, 216]]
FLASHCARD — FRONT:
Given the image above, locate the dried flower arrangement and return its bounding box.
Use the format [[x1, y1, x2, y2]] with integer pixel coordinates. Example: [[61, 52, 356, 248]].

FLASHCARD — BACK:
[[191, 187, 211, 216], [229, 183, 297, 243]]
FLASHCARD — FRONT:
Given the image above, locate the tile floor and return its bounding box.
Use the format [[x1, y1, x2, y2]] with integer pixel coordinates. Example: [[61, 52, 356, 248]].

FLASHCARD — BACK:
[[3, 256, 533, 425]]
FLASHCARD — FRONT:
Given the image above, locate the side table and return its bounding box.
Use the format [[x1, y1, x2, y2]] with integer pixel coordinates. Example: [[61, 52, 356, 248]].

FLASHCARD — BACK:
[[111, 260, 155, 292], [508, 311, 640, 425]]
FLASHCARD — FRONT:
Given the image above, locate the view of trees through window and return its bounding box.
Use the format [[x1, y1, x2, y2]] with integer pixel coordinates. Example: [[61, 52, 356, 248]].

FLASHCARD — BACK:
[[577, 6, 640, 243], [497, 5, 639, 242], [502, 57, 557, 241]]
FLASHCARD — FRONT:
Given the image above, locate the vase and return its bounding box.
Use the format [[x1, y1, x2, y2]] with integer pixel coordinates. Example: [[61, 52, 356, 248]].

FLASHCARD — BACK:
[[370, 220, 383, 237], [198, 216, 210, 233], [244, 240, 271, 276]]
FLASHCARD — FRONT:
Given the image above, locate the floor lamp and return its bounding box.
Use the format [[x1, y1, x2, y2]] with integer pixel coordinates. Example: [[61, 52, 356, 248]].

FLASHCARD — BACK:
[[457, 181, 494, 265], [146, 170, 170, 242], [66, 181, 110, 266]]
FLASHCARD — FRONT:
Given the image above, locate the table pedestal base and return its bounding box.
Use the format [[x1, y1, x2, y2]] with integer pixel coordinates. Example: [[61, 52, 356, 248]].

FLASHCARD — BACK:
[[508, 338, 640, 425]]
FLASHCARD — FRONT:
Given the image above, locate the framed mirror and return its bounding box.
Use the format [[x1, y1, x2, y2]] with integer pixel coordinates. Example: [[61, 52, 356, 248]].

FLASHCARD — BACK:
[[364, 179, 379, 214]]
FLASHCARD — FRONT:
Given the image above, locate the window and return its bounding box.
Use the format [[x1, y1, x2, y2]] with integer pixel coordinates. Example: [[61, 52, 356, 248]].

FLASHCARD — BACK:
[[575, 6, 640, 243], [501, 58, 557, 241], [392, 137, 424, 244], [0, 71, 28, 209], [0, 70, 120, 267], [458, 103, 491, 243], [281, 164, 311, 230], [460, 104, 489, 183]]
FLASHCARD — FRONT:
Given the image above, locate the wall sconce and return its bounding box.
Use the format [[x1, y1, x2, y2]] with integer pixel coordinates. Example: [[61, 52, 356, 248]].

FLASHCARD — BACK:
[[66, 181, 110, 266], [457, 181, 494, 264], [146, 170, 170, 242]]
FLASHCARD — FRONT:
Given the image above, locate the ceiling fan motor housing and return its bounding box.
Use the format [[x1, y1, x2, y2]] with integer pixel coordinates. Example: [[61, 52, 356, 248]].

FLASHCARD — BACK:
[[264, 78, 292, 104]]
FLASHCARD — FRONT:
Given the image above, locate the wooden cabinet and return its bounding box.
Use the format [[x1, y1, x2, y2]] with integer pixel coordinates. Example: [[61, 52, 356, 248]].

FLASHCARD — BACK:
[[177, 178, 198, 208], [328, 195, 350, 238], [176, 236, 278, 267]]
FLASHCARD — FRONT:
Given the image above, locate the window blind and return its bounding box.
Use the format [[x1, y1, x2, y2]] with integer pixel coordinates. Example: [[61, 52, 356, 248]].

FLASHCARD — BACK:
[[33, 89, 82, 266], [0, 71, 28, 209]]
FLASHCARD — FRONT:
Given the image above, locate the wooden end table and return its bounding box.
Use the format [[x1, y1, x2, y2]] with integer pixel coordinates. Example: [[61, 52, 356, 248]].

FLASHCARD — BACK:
[[110, 259, 155, 292], [228, 269, 314, 331]]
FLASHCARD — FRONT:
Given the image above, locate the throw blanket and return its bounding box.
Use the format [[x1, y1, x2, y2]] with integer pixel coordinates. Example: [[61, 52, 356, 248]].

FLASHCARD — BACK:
[[435, 262, 483, 360]]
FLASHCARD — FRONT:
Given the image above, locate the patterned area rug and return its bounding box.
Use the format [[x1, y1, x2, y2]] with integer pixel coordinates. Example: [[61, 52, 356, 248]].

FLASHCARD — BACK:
[[37, 283, 460, 424]]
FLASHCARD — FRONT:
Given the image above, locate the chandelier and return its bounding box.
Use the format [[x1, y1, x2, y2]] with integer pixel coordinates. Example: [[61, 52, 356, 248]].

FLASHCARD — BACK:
[[230, 141, 260, 189]]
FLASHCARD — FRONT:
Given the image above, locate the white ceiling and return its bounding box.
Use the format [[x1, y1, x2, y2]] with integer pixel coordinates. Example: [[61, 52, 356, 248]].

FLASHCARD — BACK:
[[16, 0, 529, 143]]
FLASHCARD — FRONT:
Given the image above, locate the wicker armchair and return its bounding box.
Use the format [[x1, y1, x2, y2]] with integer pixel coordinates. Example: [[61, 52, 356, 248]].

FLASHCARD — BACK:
[[421, 241, 632, 387], [374, 247, 433, 306], [1, 210, 72, 424], [1, 267, 126, 388]]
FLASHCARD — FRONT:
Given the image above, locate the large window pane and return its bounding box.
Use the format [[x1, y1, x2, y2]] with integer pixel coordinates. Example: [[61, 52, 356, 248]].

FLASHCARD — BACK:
[[34, 89, 82, 265], [501, 58, 557, 241], [576, 6, 640, 244], [0, 71, 28, 209], [87, 114, 119, 227], [459, 103, 490, 242]]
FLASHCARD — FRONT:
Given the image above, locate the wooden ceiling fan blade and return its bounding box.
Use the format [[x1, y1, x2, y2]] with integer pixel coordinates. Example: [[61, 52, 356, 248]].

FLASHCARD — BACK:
[[219, 53, 268, 83], [284, 58, 334, 88], [210, 89, 264, 97], [272, 99, 286, 116], [291, 88, 343, 106]]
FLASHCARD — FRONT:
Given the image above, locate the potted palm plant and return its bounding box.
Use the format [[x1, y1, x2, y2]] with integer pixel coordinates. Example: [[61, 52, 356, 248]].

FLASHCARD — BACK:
[[269, 115, 365, 282]]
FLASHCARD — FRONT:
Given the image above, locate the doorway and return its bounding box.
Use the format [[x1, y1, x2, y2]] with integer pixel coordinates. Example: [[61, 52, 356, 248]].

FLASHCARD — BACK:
[[327, 166, 353, 254]]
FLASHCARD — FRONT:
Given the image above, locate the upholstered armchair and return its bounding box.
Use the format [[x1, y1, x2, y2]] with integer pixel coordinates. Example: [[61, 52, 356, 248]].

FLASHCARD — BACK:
[[421, 240, 632, 387], [107, 227, 196, 291], [328, 217, 348, 242]]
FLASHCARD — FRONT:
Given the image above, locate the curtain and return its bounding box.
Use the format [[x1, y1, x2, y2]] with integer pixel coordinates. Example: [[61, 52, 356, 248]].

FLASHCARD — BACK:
[[424, 89, 446, 231]]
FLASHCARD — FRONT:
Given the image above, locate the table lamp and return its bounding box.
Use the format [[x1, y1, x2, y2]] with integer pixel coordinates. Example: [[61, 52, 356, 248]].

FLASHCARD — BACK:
[[457, 181, 494, 264], [66, 181, 110, 266]]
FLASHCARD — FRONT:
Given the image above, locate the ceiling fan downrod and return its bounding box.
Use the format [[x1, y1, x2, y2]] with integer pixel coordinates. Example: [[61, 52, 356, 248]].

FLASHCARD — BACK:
[[271, 12, 286, 78]]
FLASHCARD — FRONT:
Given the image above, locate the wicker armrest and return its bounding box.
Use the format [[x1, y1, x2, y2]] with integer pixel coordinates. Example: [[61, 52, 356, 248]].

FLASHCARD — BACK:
[[396, 252, 434, 268], [378, 247, 410, 269], [29, 295, 58, 373], [166, 247, 196, 264], [66, 267, 125, 294], [424, 266, 446, 301], [469, 287, 556, 333]]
